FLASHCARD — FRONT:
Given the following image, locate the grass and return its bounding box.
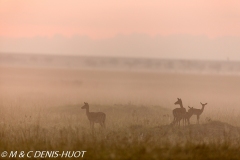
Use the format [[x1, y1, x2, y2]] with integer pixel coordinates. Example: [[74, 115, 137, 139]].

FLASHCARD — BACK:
[[2, 66, 240, 159], [0, 104, 240, 160]]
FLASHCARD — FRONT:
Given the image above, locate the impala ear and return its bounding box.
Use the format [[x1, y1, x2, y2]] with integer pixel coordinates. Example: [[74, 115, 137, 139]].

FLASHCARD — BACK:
[[200, 102, 203, 105], [188, 106, 190, 109], [205, 103, 208, 105]]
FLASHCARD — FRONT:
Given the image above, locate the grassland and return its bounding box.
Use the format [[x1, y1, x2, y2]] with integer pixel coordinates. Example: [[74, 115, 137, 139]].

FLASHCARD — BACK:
[[1, 66, 240, 159]]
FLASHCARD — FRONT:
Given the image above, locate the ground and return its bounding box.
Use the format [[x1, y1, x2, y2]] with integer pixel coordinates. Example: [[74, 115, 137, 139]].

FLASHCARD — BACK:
[[1, 66, 240, 159]]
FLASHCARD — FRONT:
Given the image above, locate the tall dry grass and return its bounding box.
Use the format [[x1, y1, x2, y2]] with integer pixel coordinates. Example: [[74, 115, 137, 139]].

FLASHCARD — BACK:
[[1, 66, 240, 159]]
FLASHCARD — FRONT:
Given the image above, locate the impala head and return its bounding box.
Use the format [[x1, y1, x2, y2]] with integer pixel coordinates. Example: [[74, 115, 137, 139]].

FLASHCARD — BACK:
[[82, 102, 89, 109], [188, 106, 194, 113], [200, 102, 207, 107], [174, 98, 182, 105]]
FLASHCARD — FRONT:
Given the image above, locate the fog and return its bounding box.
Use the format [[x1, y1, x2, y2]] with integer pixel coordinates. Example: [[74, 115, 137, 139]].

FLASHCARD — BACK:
[[1, 34, 240, 61]]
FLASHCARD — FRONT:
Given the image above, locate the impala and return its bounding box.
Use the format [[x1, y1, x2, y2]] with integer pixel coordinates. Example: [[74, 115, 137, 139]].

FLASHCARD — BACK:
[[81, 102, 106, 129]]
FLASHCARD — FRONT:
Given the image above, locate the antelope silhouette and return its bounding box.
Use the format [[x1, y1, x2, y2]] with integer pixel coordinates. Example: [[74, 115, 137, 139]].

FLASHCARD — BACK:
[[81, 102, 106, 129], [172, 98, 186, 126], [191, 102, 207, 124], [183, 106, 194, 125]]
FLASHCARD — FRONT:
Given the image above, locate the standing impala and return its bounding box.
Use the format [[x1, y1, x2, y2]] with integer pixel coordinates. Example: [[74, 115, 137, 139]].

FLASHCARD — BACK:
[[183, 106, 194, 126], [172, 98, 186, 126], [81, 102, 106, 129], [192, 102, 207, 124]]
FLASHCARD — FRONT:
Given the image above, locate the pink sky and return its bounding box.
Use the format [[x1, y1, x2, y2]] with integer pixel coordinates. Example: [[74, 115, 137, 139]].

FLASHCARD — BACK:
[[1, 1, 240, 60], [1, 0, 240, 39]]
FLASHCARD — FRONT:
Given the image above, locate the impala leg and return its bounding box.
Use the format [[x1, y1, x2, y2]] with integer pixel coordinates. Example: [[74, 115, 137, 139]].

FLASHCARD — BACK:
[[173, 117, 176, 126], [197, 115, 200, 124], [89, 122, 93, 134]]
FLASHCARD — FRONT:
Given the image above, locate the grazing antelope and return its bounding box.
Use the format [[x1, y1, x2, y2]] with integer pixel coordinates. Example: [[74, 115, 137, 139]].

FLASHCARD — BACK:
[[191, 102, 207, 124], [172, 98, 186, 126], [81, 102, 106, 129]]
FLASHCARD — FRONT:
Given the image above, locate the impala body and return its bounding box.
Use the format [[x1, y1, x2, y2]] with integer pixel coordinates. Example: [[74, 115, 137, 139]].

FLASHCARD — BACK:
[[183, 106, 194, 125], [172, 98, 186, 126], [191, 102, 207, 124], [81, 102, 106, 129]]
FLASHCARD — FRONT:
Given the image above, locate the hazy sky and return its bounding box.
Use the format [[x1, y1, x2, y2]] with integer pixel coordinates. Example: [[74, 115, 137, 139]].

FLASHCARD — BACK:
[[1, 0, 240, 60]]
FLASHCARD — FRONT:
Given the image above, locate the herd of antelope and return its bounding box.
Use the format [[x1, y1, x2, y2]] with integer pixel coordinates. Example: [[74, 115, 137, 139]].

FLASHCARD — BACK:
[[81, 98, 207, 130], [171, 98, 207, 126]]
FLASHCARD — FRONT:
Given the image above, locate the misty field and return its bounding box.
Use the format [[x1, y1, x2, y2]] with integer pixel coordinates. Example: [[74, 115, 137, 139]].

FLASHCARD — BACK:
[[1, 66, 240, 159]]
